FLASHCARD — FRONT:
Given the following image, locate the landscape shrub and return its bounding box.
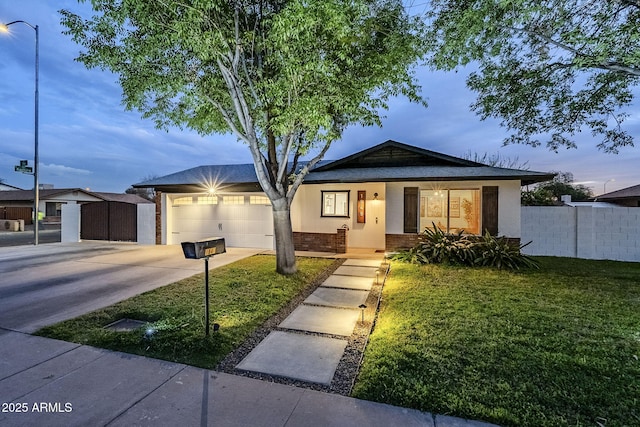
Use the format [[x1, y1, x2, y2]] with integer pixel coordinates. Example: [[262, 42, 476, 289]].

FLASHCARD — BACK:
[[391, 223, 538, 270]]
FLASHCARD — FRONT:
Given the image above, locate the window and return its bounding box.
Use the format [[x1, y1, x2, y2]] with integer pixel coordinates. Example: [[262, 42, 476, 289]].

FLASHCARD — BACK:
[[419, 189, 480, 234], [173, 196, 193, 205], [322, 191, 350, 217], [223, 195, 245, 205], [197, 195, 218, 205], [250, 195, 271, 205]]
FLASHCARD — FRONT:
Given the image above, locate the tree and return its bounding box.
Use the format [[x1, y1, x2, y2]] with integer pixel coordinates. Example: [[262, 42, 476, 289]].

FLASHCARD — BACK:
[[521, 171, 593, 205], [126, 174, 158, 201], [425, 0, 640, 153], [461, 150, 529, 170], [61, 0, 425, 274]]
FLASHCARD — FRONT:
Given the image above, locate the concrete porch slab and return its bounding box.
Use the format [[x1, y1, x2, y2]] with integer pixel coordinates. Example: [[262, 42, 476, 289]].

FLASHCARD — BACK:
[[236, 331, 347, 385], [304, 288, 369, 308], [334, 265, 379, 277], [279, 305, 360, 336], [342, 259, 383, 268], [321, 275, 374, 291]]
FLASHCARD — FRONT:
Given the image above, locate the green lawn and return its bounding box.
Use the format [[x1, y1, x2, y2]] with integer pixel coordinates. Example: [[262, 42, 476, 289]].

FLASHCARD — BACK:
[[36, 255, 335, 369], [352, 257, 640, 427]]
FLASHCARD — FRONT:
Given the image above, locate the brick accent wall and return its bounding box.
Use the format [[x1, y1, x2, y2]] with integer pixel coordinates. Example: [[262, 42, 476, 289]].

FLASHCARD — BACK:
[[293, 231, 337, 252], [336, 228, 347, 253], [155, 190, 162, 245], [385, 233, 421, 251]]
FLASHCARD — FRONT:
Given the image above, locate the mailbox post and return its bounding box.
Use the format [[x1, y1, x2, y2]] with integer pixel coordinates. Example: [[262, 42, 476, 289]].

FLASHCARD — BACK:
[[181, 237, 226, 337]]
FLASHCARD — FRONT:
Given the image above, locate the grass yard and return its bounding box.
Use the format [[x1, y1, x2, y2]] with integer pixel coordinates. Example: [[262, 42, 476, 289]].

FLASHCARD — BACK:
[[36, 255, 335, 369], [352, 257, 640, 427]]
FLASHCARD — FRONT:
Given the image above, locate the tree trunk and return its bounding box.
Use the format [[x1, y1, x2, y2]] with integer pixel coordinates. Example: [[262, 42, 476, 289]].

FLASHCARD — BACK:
[[272, 197, 297, 275]]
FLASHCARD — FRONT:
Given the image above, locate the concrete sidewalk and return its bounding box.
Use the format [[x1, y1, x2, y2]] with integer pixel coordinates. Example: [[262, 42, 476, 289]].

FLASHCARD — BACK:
[[0, 330, 497, 427]]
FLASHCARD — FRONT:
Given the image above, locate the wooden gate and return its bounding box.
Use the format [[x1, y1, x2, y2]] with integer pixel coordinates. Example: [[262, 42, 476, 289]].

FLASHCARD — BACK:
[[81, 201, 137, 242], [1, 207, 33, 224]]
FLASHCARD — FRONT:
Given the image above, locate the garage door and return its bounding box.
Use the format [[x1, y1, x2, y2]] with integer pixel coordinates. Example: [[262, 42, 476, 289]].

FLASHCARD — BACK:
[[169, 194, 274, 249]]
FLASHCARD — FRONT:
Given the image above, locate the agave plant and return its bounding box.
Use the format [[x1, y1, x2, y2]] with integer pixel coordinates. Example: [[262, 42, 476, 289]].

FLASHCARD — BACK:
[[391, 223, 539, 271], [473, 232, 539, 270]]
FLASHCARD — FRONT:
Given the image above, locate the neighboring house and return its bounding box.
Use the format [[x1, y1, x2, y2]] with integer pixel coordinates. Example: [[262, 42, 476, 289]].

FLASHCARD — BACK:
[[0, 183, 24, 191], [134, 140, 554, 252], [595, 184, 640, 207], [0, 188, 151, 224]]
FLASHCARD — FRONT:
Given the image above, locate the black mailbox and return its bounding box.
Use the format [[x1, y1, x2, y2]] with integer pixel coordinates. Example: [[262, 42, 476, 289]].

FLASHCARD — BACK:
[[181, 237, 226, 259]]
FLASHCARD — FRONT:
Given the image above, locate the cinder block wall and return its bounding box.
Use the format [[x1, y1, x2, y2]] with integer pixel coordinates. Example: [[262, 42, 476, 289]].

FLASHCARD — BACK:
[[521, 206, 640, 262]]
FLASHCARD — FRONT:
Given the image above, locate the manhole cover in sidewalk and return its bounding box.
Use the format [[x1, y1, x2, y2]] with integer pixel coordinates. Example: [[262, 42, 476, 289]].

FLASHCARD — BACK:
[[104, 318, 146, 332]]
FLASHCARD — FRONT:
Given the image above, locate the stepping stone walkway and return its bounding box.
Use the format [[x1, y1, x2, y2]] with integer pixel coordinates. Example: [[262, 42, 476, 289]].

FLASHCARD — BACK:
[[236, 257, 386, 386]]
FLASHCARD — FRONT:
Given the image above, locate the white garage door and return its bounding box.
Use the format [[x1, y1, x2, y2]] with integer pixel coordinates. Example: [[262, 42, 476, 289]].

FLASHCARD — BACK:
[[169, 194, 274, 249]]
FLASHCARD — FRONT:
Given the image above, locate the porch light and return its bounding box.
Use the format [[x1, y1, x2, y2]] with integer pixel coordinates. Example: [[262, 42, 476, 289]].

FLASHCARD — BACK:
[[373, 192, 378, 200]]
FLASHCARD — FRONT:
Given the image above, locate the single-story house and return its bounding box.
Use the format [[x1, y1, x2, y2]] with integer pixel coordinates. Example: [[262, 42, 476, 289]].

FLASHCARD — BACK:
[[134, 140, 554, 252], [0, 183, 24, 191], [595, 184, 640, 207], [0, 188, 151, 224]]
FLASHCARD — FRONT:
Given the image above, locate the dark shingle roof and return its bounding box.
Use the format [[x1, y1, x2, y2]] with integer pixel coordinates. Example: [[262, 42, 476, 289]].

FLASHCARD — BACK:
[[134, 141, 555, 191], [598, 184, 640, 200]]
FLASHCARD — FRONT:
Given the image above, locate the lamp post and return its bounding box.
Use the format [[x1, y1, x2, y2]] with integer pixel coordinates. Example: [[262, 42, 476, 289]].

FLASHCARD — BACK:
[[604, 178, 615, 195], [0, 20, 39, 245]]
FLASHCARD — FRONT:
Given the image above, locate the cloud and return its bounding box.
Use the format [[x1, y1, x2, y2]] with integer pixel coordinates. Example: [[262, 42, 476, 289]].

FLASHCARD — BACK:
[[41, 163, 92, 176]]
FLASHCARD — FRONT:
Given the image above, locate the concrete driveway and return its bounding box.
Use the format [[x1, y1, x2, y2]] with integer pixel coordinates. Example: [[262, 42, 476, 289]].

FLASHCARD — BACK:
[[0, 242, 260, 333]]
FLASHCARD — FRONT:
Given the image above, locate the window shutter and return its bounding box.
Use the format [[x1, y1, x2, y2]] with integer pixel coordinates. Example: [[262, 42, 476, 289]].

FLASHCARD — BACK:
[[404, 187, 418, 233], [482, 186, 499, 235]]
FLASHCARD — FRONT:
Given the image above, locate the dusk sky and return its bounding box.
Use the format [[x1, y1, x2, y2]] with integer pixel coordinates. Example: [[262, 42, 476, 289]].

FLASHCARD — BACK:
[[1, 1, 638, 195]]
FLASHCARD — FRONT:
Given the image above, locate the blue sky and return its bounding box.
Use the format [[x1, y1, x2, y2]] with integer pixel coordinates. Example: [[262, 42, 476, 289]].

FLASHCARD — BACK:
[[1, 0, 638, 195]]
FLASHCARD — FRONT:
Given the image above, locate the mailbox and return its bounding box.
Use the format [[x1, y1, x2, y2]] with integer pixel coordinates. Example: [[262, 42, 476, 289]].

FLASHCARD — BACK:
[[181, 237, 226, 259]]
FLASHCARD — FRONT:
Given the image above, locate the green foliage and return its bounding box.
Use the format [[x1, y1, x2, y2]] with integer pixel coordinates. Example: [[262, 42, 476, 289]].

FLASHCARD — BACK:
[[391, 223, 538, 270], [522, 171, 594, 205], [353, 258, 640, 427], [59, 0, 425, 172], [60, 0, 426, 274], [425, 0, 640, 153]]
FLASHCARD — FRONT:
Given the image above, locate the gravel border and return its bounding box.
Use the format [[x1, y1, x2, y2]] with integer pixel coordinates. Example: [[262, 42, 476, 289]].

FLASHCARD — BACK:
[[216, 256, 388, 396]]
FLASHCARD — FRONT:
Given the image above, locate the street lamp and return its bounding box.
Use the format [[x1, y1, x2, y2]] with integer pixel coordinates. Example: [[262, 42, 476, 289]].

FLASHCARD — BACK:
[[604, 178, 615, 195], [1, 20, 39, 245]]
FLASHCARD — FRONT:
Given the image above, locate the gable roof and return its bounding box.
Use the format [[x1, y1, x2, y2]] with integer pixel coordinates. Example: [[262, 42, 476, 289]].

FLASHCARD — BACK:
[[597, 184, 640, 201], [314, 140, 483, 171], [134, 140, 554, 191]]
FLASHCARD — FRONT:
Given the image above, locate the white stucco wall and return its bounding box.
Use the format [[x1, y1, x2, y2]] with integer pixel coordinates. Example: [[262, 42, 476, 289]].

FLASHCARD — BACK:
[[61, 203, 81, 243], [291, 183, 386, 249], [385, 180, 522, 238], [137, 204, 156, 245]]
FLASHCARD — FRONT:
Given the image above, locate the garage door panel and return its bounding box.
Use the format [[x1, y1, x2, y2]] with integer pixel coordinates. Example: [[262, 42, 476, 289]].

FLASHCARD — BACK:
[[170, 197, 274, 249]]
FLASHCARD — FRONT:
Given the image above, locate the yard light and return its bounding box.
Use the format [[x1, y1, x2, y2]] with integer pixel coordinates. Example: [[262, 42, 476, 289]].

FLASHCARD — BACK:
[[359, 304, 367, 322], [1, 20, 40, 245]]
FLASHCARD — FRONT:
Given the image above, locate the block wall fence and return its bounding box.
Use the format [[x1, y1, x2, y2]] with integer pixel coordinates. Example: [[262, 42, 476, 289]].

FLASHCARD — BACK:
[[521, 206, 640, 262]]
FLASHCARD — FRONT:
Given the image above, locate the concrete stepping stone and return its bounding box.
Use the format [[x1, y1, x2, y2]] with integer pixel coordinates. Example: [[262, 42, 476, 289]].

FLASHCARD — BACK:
[[334, 265, 379, 278], [342, 259, 383, 268], [304, 288, 369, 308], [279, 305, 360, 336], [236, 331, 347, 385], [321, 275, 374, 291]]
